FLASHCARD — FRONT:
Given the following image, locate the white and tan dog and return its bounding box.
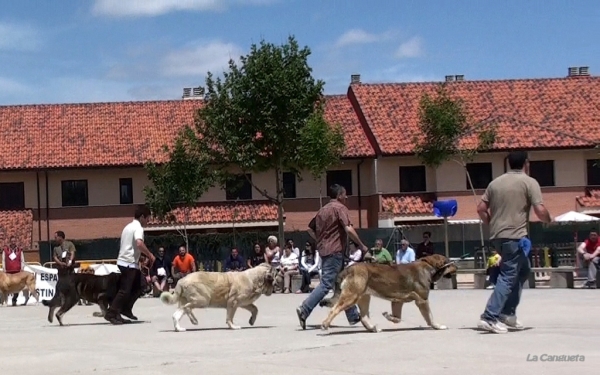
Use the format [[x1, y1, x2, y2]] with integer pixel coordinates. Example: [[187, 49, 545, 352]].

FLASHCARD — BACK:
[[0, 270, 39, 306], [160, 262, 275, 332]]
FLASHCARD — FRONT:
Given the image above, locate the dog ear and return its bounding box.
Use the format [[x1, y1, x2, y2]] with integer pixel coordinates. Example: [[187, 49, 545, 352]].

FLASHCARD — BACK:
[[265, 273, 274, 283]]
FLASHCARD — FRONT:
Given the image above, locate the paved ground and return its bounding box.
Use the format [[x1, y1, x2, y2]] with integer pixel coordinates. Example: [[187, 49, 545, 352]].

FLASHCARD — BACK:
[[1, 289, 597, 375]]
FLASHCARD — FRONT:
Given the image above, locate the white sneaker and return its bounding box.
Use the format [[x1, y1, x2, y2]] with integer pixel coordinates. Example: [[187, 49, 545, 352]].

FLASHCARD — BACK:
[[486, 285, 494, 289], [477, 319, 508, 334], [499, 314, 524, 330]]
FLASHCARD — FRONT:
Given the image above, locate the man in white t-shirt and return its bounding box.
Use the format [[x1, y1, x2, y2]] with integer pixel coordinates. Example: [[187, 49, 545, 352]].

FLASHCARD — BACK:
[[104, 206, 155, 325]]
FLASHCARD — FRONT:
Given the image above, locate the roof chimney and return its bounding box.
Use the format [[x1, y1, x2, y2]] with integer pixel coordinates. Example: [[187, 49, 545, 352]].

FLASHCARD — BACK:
[[182, 88, 191, 98], [192, 86, 203, 96], [350, 74, 361, 84], [455, 75, 465, 81], [579, 66, 590, 76], [568, 67, 579, 77], [445, 75, 455, 82]]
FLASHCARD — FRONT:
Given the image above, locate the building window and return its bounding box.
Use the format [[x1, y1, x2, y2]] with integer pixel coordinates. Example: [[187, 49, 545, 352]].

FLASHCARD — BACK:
[[61, 180, 89, 207], [466, 163, 493, 190], [326, 170, 353, 196], [119, 178, 133, 204], [587, 159, 600, 186], [529, 160, 555, 187], [225, 174, 252, 200], [282, 172, 296, 198], [0, 182, 25, 210], [399, 166, 427, 192]]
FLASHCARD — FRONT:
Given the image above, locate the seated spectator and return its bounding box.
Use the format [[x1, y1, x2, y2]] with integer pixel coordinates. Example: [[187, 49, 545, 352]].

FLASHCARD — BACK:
[[247, 243, 268, 269], [395, 239, 416, 264], [265, 235, 281, 268], [275, 243, 299, 293], [296, 241, 320, 294], [286, 239, 300, 257], [577, 230, 600, 289], [486, 248, 501, 289], [139, 254, 152, 297], [347, 240, 362, 266], [150, 246, 172, 295], [368, 238, 393, 264], [171, 245, 196, 284], [224, 248, 246, 272]]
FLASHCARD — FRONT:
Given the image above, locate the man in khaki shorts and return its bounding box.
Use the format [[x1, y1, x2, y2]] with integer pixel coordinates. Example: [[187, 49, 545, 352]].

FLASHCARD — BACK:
[[476, 150, 552, 334]]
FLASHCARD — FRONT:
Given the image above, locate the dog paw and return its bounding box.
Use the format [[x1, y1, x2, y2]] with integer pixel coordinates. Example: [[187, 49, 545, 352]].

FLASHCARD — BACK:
[[190, 318, 198, 325], [432, 324, 448, 330], [248, 315, 257, 326], [382, 312, 401, 324], [228, 325, 241, 330], [175, 326, 186, 332], [369, 325, 381, 333], [92, 312, 104, 318]]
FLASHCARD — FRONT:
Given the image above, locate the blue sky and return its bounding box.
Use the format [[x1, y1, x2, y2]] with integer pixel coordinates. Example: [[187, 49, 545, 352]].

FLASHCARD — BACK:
[[1, 0, 599, 105]]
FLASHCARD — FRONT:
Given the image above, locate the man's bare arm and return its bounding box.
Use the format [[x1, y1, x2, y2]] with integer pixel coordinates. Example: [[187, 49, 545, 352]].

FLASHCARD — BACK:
[[577, 242, 587, 255], [477, 200, 491, 224], [136, 239, 155, 263], [532, 203, 552, 223], [345, 225, 367, 251]]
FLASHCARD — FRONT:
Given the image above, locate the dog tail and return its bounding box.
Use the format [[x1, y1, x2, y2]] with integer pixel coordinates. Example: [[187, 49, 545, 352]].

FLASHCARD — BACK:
[[159, 284, 181, 305], [319, 266, 352, 308]]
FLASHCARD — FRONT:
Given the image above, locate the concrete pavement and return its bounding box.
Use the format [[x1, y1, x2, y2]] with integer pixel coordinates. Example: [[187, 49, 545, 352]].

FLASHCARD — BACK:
[[0, 289, 597, 374]]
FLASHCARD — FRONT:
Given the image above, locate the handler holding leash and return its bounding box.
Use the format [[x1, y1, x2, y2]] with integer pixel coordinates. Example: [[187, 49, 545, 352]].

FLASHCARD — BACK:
[[476, 151, 552, 334], [104, 206, 155, 325], [296, 184, 369, 329]]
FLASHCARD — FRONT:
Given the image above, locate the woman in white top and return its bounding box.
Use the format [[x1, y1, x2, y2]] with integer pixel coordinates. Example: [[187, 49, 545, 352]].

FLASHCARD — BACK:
[[275, 243, 299, 293], [347, 241, 362, 266], [296, 241, 321, 293]]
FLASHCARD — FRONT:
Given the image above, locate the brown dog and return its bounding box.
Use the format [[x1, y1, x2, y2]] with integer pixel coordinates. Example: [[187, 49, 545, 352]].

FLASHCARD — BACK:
[[0, 271, 40, 306], [320, 254, 457, 333]]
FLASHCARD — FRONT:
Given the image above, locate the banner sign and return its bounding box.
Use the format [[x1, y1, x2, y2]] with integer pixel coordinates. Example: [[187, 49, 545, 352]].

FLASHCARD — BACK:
[[1, 264, 121, 305]]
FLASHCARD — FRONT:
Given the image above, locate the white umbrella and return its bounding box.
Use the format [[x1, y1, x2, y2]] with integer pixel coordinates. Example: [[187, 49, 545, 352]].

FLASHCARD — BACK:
[[554, 211, 600, 223]]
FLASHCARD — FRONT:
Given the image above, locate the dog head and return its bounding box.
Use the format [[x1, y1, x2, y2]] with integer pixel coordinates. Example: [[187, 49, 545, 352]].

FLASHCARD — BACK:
[[80, 267, 95, 275], [419, 254, 457, 282]]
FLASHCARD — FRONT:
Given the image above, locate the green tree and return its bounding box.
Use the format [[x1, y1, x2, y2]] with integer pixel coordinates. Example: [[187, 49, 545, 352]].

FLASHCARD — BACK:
[[144, 127, 218, 248], [189, 35, 345, 246], [413, 83, 497, 258]]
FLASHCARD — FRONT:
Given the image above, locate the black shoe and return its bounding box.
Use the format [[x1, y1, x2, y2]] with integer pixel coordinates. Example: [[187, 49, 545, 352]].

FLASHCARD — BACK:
[[348, 318, 361, 326], [121, 311, 138, 321], [104, 314, 123, 325], [296, 307, 307, 330]]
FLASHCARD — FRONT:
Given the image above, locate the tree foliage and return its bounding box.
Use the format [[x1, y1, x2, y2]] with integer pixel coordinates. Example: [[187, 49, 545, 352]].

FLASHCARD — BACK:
[[413, 84, 497, 167], [144, 126, 218, 246], [188, 35, 345, 244], [413, 83, 498, 252]]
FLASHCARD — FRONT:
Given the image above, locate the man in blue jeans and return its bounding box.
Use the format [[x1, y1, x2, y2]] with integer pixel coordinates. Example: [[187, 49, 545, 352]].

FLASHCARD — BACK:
[[476, 151, 552, 334], [296, 184, 368, 329]]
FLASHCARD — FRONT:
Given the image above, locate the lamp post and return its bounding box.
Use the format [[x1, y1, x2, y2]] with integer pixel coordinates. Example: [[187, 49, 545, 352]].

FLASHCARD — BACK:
[[433, 200, 458, 258]]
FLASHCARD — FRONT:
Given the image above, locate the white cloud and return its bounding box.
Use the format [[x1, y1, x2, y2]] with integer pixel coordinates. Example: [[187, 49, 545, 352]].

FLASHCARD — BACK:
[[334, 28, 392, 48], [92, 0, 276, 17], [395, 36, 424, 59], [161, 40, 243, 77], [0, 21, 40, 51]]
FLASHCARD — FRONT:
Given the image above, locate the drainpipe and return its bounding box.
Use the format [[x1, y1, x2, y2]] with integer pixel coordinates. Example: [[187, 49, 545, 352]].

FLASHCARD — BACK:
[[45, 170, 51, 263], [357, 159, 364, 228], [36, 171, 42, 250], [374, 157, 379, 196]]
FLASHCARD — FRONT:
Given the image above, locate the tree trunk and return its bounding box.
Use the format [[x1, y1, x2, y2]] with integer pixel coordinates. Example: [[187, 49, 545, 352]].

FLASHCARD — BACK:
[[319, 176, 323, 208], [464, 166, 487, 262], [275, 167, 285, 247]]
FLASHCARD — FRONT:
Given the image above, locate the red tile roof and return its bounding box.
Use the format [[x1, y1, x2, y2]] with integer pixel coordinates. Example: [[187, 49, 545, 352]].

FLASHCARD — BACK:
[[0, 96, 374, 171], [147, 201, 279, 227], [349, 77, 600, 156], [576, 189, 600, 208], [381, 194, 434, 216], [0, 210, 33, 250], [324, 95, 375, 158]]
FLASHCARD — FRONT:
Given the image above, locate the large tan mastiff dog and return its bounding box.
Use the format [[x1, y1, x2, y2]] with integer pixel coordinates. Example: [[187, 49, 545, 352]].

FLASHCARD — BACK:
[[160, 262, 275, 332], [0, 270, 40, 306], [320, 254, 457, 333]]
